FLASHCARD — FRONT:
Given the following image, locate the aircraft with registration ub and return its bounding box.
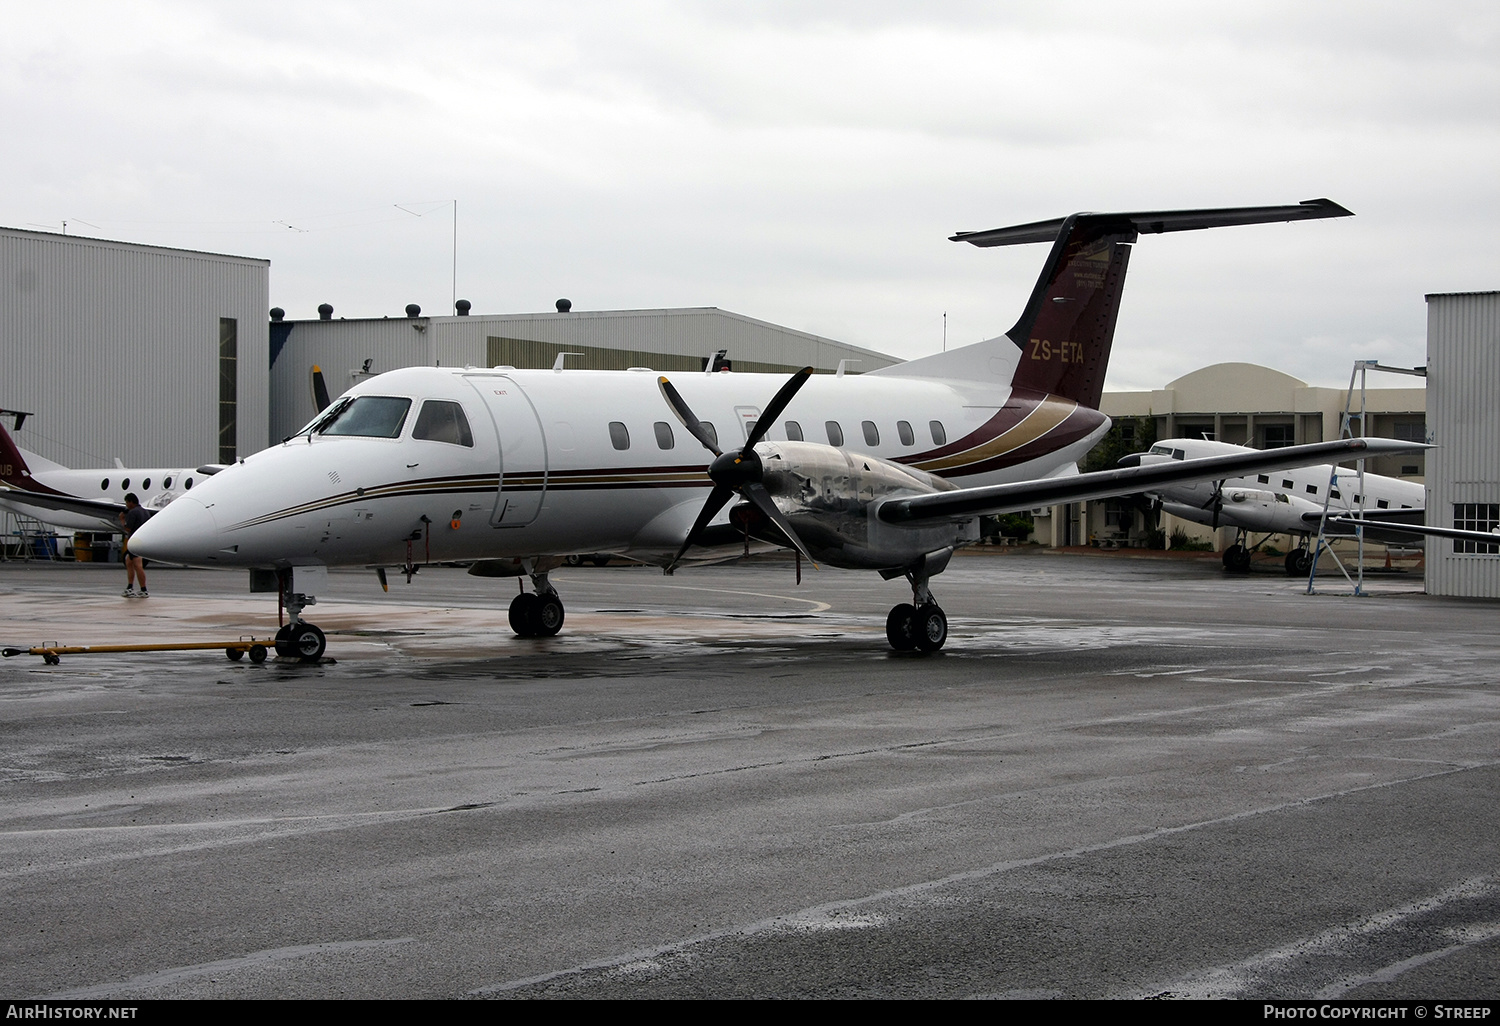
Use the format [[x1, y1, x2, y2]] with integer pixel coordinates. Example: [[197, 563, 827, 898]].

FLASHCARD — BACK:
[[1120, 436, 1427, 575], [0, 409, 226, 533], [125, 199, 1428, 661]]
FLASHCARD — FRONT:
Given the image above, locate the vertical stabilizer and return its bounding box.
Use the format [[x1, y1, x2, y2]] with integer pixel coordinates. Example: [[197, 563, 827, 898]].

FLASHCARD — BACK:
[[0, 411, 35, 489], [1001, 215, 1136, 409]]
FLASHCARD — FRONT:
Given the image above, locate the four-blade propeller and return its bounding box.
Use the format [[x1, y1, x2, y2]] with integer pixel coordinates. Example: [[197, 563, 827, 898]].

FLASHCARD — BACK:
[[658, 366, 818, 571]]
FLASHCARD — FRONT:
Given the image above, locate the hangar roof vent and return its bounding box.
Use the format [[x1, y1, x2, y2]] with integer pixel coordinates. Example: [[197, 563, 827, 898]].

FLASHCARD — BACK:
[[556, 298, 572, 313], [318, 303, 333, 321], [269, 307, 285, 322], [405, 303, 421, 318], [455, 299, 471, 316]]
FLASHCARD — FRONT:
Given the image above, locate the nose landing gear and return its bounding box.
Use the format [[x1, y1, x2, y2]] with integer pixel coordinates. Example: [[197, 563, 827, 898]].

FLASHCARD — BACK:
[[275, 575, 327, 662]]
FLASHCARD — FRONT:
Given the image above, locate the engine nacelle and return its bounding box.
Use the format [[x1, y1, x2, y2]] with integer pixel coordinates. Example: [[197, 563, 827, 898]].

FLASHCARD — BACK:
[[754, 441, 977, 570]]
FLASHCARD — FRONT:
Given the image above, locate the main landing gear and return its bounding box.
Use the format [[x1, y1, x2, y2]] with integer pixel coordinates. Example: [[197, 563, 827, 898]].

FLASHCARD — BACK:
[[1222, 528, 1253, 574], [509, 571, 565, 638], [276, 574, 327, 662], [885, 570, 947, 653], [1285, 544, 1314, 576]]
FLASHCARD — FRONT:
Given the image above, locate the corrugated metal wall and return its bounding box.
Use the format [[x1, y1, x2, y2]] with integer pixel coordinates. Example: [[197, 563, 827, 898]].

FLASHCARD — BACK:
[[0, 228, 268, 468], [268, 307, 896, 443], [1425, 291, 1500, 598]]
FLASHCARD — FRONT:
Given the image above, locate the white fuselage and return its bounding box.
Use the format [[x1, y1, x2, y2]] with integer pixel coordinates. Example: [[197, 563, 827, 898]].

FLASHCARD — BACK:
[[1143, 437, 1424, 537], [129, 364, 1110, 570], [0, 456, 208, 531]]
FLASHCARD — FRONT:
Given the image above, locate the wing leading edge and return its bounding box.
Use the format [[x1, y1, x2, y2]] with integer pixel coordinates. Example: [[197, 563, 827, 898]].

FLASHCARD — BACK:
[[877, 438, 1430, 525]]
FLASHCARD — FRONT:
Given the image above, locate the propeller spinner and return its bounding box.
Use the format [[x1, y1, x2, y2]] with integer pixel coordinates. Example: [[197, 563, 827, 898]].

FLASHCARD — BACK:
[[658, 367, 819, 571]]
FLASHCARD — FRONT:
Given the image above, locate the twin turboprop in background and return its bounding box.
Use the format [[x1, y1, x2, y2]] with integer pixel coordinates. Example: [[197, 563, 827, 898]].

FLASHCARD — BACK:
[[124, 199, 1427, 660], [0, 409, 225, 533], [1123, 437, 1426, 574]]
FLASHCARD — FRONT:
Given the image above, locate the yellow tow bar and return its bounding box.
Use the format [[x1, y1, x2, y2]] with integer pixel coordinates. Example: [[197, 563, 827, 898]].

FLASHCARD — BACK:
[[3, 638, 278, 665]]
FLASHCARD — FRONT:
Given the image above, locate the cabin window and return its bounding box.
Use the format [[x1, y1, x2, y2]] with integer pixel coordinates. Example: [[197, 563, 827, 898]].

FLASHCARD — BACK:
[[413, 400, 475, 447], [700, 422, 719, 450], [163, 476, 172, 489], [929, 421, 947, 445], [1257, 475, 1270, 484], [608, 422, 630, 450], [185, 478, 193, 489], [142, 477, 151, 490], [101, 479, 109, 490], [320, 396, 412, 438], [1281, 479, 1294, 490], [897, 421, 914, 446], [1353, 495, 1363, 504], [1306, 484, 1317, 495], [654, 422, 675, 449], [1376, 499, 1389, 509], [862, 421, 879, 446], [122, 478, 130, 489], [825, 421, 845, 446], [784, 421, 803, 441], [1330, 488, 1341, 500]]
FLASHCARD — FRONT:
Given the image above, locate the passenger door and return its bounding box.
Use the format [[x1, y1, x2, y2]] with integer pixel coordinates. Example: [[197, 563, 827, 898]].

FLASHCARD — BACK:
[[463, 375, 548, 527]]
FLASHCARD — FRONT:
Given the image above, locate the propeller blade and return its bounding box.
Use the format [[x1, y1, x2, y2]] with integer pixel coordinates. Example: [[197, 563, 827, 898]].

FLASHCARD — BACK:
[[312, 365, 331, 413], [743, 366, 814, 450], [657, 376, 721, 457], [743, 482, 816, 568], [667, 484, 734, 570], [1209, 480, 1224, 531]]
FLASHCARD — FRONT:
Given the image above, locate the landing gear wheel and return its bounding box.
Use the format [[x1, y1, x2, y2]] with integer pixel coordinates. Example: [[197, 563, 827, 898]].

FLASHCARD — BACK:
[[274, 624, 296, 658], [533, 594, 565, 637], [248, 644, 268, 664], [1223, 544, 1251, 573], [1285, 548, 1313, 575], [886, 603, 917, 651], [914, 603, 948, 653], [509, 593, 540, 637], [290, 623, 326, 662], [226, 648, 245, 662]]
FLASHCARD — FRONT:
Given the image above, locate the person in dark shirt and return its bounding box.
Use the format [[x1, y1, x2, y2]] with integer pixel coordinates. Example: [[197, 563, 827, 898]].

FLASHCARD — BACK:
[[119, 493, 152, 597]]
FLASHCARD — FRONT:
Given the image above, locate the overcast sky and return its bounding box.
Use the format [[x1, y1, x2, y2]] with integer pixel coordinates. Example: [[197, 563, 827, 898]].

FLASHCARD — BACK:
[[5, 1, 1497, 389]]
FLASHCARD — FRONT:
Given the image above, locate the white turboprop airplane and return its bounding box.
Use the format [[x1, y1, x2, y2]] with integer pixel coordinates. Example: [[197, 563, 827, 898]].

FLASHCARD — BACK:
[[1121, 437, 1426, 574], [124, 200, 1427, 660], [0, 410, 224, 532]]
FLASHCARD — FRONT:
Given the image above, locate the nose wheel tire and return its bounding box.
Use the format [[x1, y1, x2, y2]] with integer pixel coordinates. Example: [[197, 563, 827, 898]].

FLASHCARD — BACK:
[[290, 623, 326, 662], [510, 593, 565, 638], [886, 603, 917, 651], [914, 603, 947, 652]]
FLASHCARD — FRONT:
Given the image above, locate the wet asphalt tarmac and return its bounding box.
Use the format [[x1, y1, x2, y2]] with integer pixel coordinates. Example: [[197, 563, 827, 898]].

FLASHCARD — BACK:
[[0, 549, 1495, 999]]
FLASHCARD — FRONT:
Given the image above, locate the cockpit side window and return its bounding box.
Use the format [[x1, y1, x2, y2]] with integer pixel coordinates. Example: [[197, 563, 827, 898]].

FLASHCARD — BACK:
[[319, 396, 412, 438], [413, 400, 475, 447], [1150, 444, 1172, 455]]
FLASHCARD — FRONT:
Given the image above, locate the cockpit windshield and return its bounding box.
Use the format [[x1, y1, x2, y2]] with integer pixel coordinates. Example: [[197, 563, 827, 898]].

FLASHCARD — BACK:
[[315, 396, 412, 438]]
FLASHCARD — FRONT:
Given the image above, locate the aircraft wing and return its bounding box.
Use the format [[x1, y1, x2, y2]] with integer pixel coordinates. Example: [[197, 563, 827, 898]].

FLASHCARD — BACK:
[[0, 484, 127, 528], [1322, 516, 1500, 547], [877, 438, 1429, 525]]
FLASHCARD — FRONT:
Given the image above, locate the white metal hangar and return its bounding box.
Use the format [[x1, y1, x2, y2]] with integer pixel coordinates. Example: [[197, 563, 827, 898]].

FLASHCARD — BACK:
[[1424, 291, 1500, 599], [0, 226, 269, 469], [267, 303, 896, 443]]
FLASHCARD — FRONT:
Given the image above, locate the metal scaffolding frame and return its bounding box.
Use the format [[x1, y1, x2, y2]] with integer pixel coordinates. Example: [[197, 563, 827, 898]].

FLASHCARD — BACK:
[[1306, 360, 1427, 595]]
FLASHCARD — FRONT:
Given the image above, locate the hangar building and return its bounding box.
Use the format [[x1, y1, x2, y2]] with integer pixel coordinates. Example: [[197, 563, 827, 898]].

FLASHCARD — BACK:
[[268, 303, 896, 443], [0, 227, 269, 470], [1424, 291, 1500, 598]]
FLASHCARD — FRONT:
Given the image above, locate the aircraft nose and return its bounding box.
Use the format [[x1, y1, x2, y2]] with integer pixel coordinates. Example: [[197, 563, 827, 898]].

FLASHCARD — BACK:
[[127, 496, 223, 566]]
